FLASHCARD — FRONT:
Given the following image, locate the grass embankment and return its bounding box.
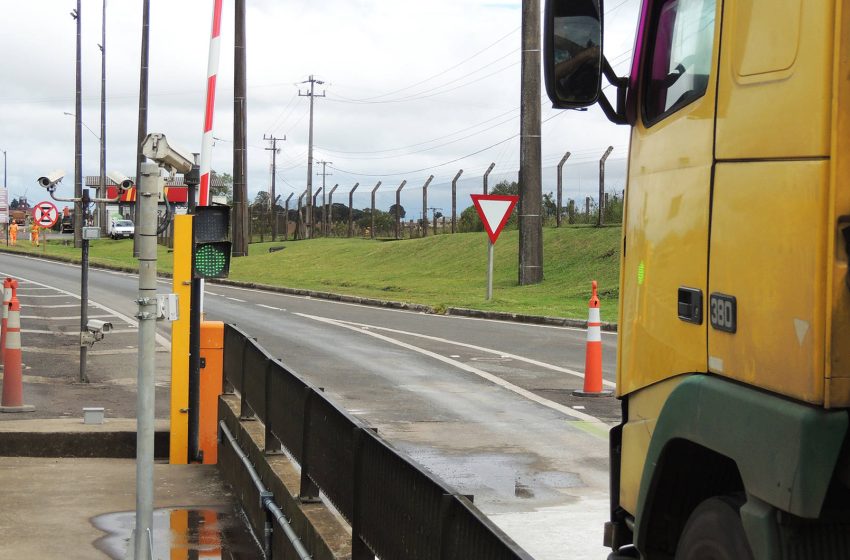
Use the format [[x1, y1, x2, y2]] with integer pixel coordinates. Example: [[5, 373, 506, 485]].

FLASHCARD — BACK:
[[9, 226, 622, 321]]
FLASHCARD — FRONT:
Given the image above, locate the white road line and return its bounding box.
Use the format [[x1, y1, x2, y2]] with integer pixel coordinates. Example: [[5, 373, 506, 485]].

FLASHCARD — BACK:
[[25, 304, 80, 308], [256, 304, 282, 311], [1, 272, 171, 350], [21, 314, 117, 320], [22, 329, 137, 335], [225, 297, 246, 303], [295, 312, 610, 430], [206, 291, 220, 296], [15, 294, 70, 298], [321, 317, 616, 389], [23, 347, 165, 356]]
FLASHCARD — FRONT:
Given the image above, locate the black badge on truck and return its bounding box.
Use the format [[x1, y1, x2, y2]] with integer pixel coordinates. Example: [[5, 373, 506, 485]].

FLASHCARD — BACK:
[[709, 293, 737, 333]]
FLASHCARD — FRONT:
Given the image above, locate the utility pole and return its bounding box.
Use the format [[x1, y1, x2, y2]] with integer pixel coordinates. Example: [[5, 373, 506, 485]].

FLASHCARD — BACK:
[[598, 146, 613, 227], [451, 169, 463, 233], [519, 0, 543, 285], [316, 160, 332, 236], [264, 134, 285, 240], [98, 0, 107, 236], [556, 151, 571, 228], [299, 75, 325, 239], [134, 0, 150, 257], [72, 2, 82, 249], [347, 182, 359, 238], [233, 0, 249, 256]]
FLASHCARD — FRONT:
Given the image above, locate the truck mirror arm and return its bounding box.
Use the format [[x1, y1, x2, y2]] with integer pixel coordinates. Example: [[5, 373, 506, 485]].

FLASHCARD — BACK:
[[598, 56, 629, 126]]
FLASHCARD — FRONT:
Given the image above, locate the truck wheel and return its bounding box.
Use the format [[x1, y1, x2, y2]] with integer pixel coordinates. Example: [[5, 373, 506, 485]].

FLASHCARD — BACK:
[[675, 496, 753, 560]]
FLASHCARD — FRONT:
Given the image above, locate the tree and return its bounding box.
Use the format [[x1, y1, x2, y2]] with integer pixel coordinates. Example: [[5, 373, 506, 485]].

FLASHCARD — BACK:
[[388, 204, 406, 219], [211, 171, 233, 204], [491, 179, 519, 195]]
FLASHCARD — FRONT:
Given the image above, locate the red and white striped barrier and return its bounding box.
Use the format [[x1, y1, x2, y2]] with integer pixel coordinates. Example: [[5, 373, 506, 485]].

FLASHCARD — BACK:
[[1, 289, 34, 412], [573, 281, 612, 397], [198, 0, 223, 207]]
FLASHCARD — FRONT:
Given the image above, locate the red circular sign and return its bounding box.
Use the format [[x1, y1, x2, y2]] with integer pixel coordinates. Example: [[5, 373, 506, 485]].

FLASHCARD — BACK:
[[32, 201, 59, 228]]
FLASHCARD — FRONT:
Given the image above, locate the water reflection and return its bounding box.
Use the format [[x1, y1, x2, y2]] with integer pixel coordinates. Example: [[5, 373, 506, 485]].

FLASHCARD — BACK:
[[92, 506, 260, 559]]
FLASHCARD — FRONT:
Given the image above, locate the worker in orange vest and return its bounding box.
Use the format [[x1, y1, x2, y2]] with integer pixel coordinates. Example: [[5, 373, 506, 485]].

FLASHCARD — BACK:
[[30, 221, 40, 247], [8, 221, 18, 246]]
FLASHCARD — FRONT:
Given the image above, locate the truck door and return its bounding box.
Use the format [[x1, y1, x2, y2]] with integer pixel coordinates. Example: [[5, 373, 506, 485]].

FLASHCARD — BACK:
[[618, 0, 720, 394]]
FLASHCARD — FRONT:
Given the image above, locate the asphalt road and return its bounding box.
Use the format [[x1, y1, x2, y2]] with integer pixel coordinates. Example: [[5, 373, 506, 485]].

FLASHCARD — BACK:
[[0, 252, 620, 559]]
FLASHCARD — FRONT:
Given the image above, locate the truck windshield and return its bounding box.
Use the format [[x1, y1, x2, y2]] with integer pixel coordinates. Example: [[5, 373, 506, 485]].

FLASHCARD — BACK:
[[117, 221, 133, 227], [644, 0, 715, 123]]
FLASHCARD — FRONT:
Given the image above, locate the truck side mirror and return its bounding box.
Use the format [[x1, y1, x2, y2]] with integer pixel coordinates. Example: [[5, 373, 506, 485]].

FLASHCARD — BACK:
[[544, 0, 604, 109]]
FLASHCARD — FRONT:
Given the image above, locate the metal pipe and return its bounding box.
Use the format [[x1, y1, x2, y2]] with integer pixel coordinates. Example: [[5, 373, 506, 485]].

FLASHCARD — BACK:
[[598, 146, 613, 227], [556, 151, 571, 228], [421, 175, 433, 237], [219, 421, 312, 560], [134, 161, 159, 560], [370, 181, 381, 240], [395, 180, 407, 240], [483, 163, 495, 195]]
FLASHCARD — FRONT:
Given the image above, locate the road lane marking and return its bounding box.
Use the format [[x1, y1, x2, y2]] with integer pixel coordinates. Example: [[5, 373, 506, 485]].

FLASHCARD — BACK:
[[21, 314, 117, 320], [295, 312, 610, 433], [257, 304, 283, 311], [225, 297, 246, 302], [15, 294, 69, 298], [315, 317, 616, 389], [25, 303, 81, 308], [0, 272, 171, 350]]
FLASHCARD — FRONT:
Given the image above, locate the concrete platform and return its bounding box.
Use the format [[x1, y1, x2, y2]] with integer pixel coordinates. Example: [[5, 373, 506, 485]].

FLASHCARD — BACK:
[[0, 457, 257, 559]]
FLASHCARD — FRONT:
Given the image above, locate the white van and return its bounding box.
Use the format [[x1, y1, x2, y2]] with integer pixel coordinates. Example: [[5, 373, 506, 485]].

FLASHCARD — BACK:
[[108, 218, 135, 239]]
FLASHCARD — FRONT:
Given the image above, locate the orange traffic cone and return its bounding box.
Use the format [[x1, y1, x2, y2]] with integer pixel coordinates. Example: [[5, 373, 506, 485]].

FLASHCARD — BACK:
[[1, 291, 34, 412], [573, 281, 612, 397], [0, 278, 12, 366]]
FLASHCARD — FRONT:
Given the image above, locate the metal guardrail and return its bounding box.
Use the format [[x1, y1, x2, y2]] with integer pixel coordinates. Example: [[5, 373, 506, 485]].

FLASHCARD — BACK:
[[223, 323, 534, 560]]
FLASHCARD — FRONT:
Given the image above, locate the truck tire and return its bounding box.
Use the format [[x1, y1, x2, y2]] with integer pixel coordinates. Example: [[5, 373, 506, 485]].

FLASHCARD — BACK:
[[675, 496, 753, 560]]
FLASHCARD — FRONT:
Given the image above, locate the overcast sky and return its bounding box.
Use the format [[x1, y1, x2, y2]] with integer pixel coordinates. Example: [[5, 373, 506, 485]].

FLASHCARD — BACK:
[[1, 0, 640, 217]]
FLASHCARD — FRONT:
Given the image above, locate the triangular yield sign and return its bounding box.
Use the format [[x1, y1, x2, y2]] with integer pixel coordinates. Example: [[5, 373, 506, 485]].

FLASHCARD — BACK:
[[471, 194, 519, 244]]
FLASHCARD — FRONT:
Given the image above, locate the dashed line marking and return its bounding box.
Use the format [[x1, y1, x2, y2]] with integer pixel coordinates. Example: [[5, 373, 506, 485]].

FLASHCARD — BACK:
[[257, 304, 282, 311], [226, 297, 246, 303]]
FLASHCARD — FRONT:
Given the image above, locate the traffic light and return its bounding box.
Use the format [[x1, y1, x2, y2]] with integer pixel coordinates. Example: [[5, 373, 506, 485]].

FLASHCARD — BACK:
[[193, 206, 231, 278]]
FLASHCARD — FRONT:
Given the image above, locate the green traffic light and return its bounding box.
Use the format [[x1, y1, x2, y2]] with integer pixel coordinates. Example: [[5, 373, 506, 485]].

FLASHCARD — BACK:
[[194, 242, 230, 278]]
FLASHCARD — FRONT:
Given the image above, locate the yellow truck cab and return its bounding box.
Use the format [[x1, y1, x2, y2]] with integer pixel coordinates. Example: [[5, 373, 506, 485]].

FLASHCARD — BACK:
[[544, 1, 850, 558]]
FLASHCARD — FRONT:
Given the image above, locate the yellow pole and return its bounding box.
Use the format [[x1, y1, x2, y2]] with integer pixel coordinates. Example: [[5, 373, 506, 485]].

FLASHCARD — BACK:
[[169, 214, 193, 463]]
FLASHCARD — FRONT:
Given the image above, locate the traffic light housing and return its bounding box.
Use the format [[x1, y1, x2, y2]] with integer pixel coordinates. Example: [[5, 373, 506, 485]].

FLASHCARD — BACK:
[[193, 206, 231, 278]]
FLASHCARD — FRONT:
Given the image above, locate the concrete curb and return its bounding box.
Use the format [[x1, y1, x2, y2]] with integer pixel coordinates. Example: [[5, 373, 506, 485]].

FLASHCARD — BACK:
[[0, 246, 618, 331]]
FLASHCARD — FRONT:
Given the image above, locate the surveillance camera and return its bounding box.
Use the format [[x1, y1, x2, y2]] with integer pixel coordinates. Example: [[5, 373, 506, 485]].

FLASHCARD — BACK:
[[37, 170, 65, 190], [86, 319, 113, 334], [107, 171, 134, 191], [141, 133, 194, 174]]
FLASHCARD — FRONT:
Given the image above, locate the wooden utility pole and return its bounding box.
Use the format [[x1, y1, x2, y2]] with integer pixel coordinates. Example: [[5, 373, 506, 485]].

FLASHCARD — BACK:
[[264, 134, 285, 240], [519, 0, 543, 285], [451, 169, 463, 233], [598, 146, 613, 226], [556, 151, 570, 227], [299, 76, 325, 239], [347, 183, 359, 238], [233, 0, 250, 256]]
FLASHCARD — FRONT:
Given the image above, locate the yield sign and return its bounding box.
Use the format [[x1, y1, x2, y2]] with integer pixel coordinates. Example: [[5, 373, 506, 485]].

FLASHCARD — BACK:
[[470, 194, 518, 244], [33, 201, 59, 228]]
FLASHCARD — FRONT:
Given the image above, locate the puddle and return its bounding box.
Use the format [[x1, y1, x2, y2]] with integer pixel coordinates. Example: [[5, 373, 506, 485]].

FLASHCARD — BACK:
[[91, 506, 260, 559]]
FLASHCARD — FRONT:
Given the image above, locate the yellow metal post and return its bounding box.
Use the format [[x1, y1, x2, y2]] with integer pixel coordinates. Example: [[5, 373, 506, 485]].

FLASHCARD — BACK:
[[169, 214, 193, 464]]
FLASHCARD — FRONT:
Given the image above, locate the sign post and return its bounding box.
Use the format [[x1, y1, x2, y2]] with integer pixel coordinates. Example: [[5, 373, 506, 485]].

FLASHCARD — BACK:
[[470, 194, 519, 300]]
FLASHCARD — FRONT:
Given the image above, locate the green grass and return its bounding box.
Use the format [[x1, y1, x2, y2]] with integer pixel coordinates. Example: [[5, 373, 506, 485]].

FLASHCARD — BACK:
[[8, 227, 621, 321]]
